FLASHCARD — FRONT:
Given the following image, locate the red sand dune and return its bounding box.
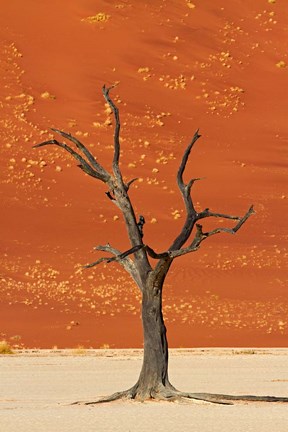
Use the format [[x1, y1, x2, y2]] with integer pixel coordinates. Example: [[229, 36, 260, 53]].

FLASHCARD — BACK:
[[0, 0, 287, 348]]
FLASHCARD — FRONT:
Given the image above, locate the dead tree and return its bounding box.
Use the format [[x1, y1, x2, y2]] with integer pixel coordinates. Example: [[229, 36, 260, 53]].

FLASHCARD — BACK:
[[34, 85, 288, 405]]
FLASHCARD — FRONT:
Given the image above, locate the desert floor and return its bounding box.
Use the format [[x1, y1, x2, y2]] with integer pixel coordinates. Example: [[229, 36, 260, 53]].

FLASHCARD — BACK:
[[1, 349, 288, 432]]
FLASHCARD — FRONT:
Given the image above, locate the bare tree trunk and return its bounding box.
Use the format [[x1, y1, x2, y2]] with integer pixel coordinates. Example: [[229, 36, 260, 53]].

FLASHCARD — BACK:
[[136, 279, 170, 398], [128, 258, 178, 400]]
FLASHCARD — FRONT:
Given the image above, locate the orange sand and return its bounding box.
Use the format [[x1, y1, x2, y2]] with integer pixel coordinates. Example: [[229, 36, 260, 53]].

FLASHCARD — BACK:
[[0, 0, 287, 348]]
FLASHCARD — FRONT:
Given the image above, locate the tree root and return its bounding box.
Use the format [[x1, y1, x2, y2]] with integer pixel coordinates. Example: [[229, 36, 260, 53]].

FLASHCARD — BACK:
[[177, 392, 288, 405], [72, 387, 288, 406], [72, 390, 132, 405]]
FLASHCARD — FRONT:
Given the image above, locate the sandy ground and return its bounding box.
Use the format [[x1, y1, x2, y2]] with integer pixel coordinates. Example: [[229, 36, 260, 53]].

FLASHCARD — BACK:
[[1, 349, 288, 432]]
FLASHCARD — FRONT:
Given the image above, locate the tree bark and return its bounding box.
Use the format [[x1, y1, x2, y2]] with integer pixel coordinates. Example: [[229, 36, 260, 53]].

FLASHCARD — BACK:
[[136, 278, 170, 398]]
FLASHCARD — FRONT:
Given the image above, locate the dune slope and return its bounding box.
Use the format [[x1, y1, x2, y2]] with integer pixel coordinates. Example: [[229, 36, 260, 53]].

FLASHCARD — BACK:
[[0, 0, 287, 348]]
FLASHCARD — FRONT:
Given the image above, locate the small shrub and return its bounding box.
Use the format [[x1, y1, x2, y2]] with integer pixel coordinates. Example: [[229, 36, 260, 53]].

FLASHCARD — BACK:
[[0, 340, 14, 354], [232, 349, 256, 355], [10, 335, 21, 342], [100, 343, 110, 349], [72, 345, 87, 355]]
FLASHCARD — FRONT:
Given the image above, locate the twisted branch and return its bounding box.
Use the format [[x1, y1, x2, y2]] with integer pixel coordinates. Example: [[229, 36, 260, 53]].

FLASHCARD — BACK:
[[102, 84, 123, 184], [34, 139, 105, 180], [170, 129, 201, 251], [33, 135, 110, 183], [85, 244, 144, 268], [170, 205, 255, 259], [51, 128, 110, 181], [153, 130, 201, 275], [101, 85, 151, 277], [197, 208, 244, 221], [145, 245, 171, 260], [86, 243, 144, 287], [141, 206, 255, 262]]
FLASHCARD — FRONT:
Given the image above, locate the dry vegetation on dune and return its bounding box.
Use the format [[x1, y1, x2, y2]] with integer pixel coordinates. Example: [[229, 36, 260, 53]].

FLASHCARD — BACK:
[[0, 340, 14, 354], [0, 0, 287, 348]]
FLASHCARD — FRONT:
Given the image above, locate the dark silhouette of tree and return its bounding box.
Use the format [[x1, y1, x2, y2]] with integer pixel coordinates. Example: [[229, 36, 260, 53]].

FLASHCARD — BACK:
[[34, 85, 288, 405]]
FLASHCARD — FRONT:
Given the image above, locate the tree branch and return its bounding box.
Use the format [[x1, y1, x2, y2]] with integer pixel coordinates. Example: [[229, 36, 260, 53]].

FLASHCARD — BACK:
[[197, 208, 243, 221], [170, 205, 255, 259], [169, 130, 202, 251], [85, 243, 144, 289], [88, 244, 144, 266], [205, 205, 255, 236], [144, 205, 254, 262], [125, 178, 138, 191], [50, 128, 110, 182], [102, 84, 123, 185], [178, 130, 201, 188], [145, 245, 171, 260], [94, 243, 123, 256], [89, 243, 169, 264], [33, 139, 107, 181], [33, 135, 111, 183], [101, 85, 152, 279]]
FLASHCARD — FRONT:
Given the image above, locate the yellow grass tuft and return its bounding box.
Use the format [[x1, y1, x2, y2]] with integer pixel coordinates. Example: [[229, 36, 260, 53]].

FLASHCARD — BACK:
[[72, 345, 87, 356], [276, 61, 286, 68], [82, 13, 110, 23], [0, 340, 14, 354], [232, 349, 256, 355], [100, 343, 110, 349], [41, 91, 56, 100]]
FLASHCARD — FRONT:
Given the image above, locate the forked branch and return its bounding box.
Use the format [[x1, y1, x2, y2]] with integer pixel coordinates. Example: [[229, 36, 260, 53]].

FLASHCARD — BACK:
[[51, 128, 110, 181], [33, 134, 110, 183], [84, 244, 144, 269], [101, 85, 151, 276], [197, 208, 245, 221], [170, 205, 255, 259], [142, 206, 255, 262], [85, 243, 144, 288]]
